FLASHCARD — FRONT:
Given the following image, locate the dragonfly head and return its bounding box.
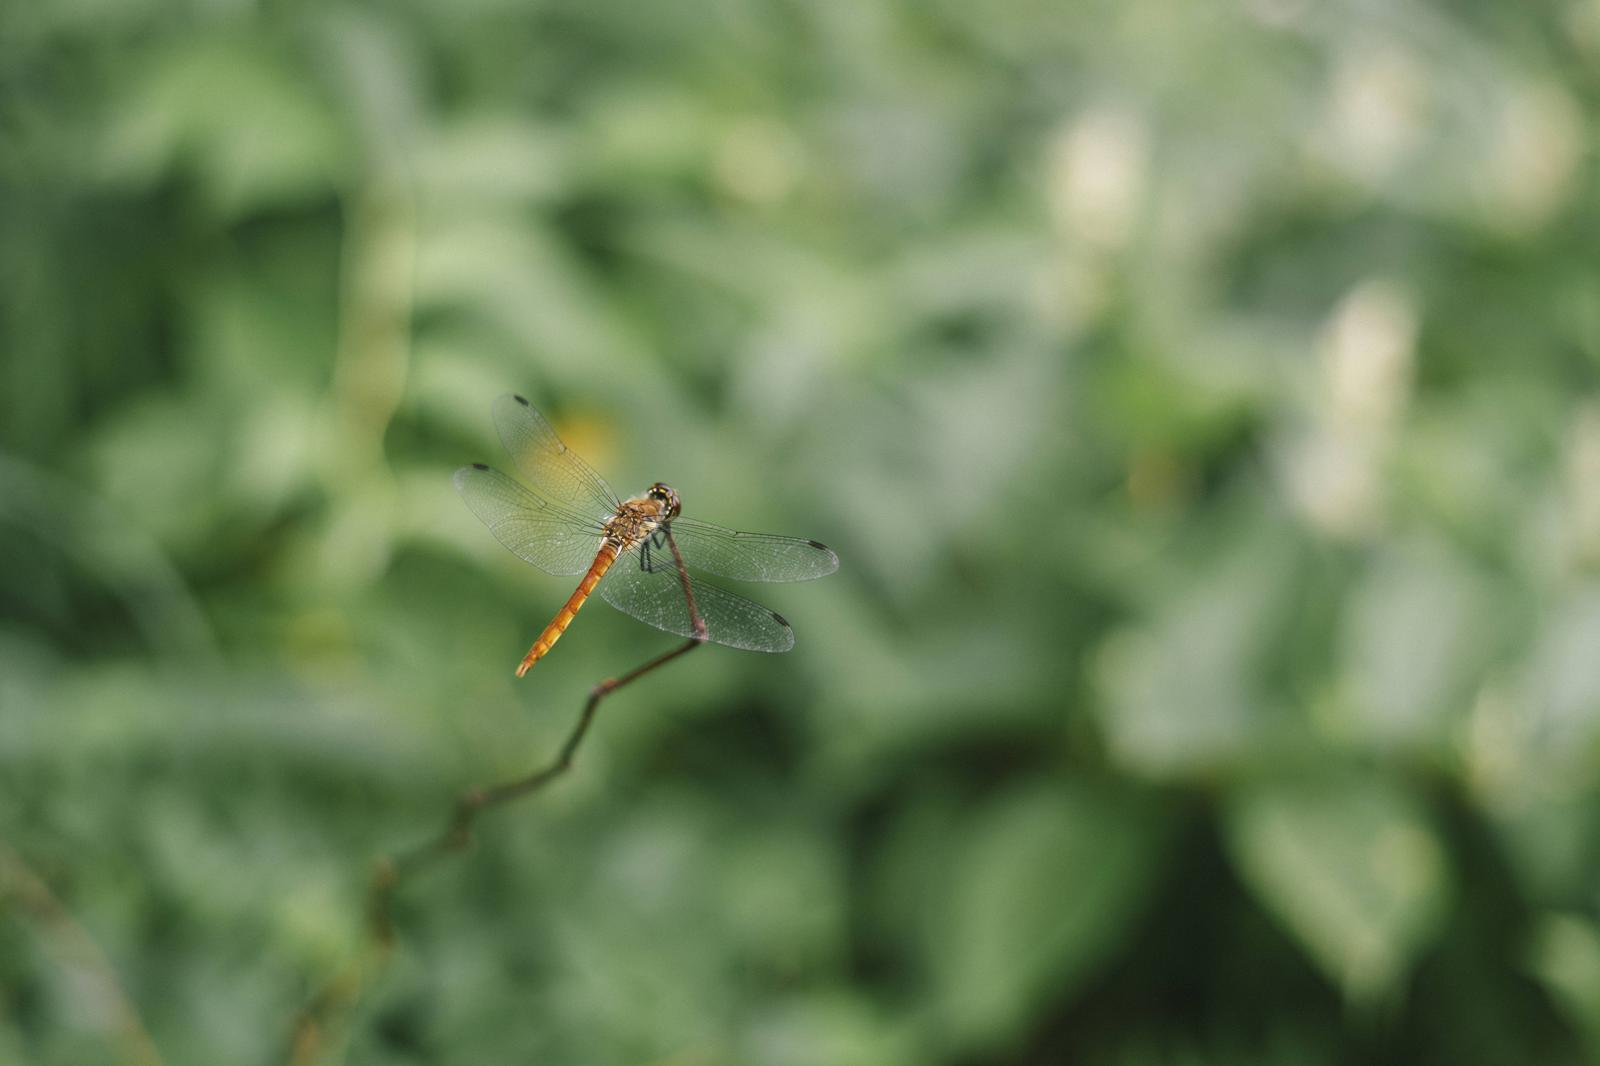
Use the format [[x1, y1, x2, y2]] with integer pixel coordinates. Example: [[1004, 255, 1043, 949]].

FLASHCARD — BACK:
[[646, 482, 681, 520]]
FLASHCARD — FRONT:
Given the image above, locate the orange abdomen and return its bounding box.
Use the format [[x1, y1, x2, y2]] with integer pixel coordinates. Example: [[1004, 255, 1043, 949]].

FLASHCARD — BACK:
[[516, 543, 619, 676]]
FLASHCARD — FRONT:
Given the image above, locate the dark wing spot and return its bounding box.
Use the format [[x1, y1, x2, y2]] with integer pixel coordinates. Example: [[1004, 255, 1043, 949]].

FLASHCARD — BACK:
[[807, 540, 829, 551], [471, 462, 489, 470], [513, 394, 530, 406], [770, 611, 790, 627]]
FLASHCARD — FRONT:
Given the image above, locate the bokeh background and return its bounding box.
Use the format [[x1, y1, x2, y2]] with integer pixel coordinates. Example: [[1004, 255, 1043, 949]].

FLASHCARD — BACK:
[[5, 2, 1600, 1064]]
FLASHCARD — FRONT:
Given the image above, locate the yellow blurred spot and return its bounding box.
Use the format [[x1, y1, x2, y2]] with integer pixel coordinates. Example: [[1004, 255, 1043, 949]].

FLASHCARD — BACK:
[[554, 411, 621, 484], [284, 606, 358, 678], [1126, 450, 1183, 511]]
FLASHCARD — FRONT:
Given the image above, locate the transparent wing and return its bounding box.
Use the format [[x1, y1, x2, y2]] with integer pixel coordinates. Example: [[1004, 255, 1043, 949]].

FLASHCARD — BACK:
[[492, 394, 620, 514], [600, 544, 796, 652], [453, 464, 605, 576], [668, 518, 840, 583]]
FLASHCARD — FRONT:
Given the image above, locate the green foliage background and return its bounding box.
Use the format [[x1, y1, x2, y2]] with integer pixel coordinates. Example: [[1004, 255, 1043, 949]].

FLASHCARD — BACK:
[[4, 2, 1600, 1063]]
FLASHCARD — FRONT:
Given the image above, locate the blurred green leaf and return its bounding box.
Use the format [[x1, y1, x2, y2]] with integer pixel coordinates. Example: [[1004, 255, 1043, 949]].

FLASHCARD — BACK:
[[7, 0, 1600, 1061], [742, 992, 918, 1066], [1338, 538, 1503, 746], [1522, 585, 1600, 781], [1529, 913, 1600, 1059], [101, 37, 349, 214], [924, 781, 1166, 1050], [1093, 501, 1306, 777], [1224, 774, 1449, 1002]]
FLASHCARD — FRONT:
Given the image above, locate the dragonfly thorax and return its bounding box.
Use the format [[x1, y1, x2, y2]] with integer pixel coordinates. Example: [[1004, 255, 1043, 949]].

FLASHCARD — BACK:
[[603, 485, 678, 549]]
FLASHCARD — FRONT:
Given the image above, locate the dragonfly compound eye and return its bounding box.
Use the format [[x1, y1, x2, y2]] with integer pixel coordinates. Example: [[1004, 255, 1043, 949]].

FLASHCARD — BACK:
[[649, 482, 681, 518]]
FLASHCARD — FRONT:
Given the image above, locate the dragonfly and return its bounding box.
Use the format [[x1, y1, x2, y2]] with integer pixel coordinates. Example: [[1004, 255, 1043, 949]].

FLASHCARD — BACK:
[[454, 394, 839, 676]]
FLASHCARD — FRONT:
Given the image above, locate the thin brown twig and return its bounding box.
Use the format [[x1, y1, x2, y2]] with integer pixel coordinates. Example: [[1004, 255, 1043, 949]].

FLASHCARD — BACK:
[[288, 528, 708, 1065], [0, 840, 165, 1066]]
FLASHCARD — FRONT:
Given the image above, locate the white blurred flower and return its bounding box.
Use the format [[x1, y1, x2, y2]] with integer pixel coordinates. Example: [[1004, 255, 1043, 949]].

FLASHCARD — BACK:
[[1315, 41, 1430, 186], [1325, 280, 1417, 429], [1562, 405, 1600, 566], [1046, 103, 1149, 251], [1481, 80, 1582, 235], [1280, 280, 1418, 537]]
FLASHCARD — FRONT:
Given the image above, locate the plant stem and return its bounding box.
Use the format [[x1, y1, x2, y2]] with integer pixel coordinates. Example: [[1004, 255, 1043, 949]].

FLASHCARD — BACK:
[[288, 527, 707, 1065]]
